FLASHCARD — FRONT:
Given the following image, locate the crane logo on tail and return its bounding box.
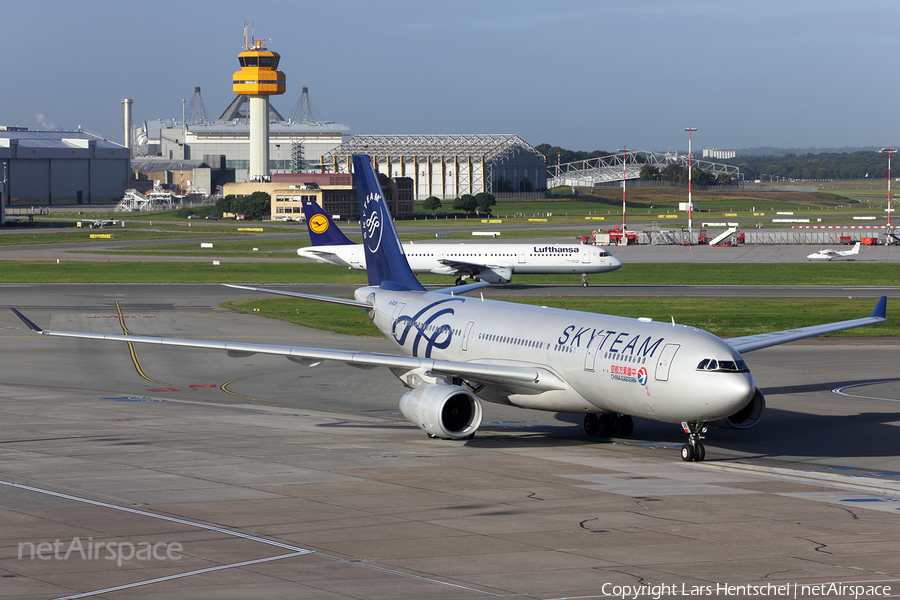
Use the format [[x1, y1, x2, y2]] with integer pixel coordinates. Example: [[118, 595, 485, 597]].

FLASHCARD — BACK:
[[309, 214, 329, 234]]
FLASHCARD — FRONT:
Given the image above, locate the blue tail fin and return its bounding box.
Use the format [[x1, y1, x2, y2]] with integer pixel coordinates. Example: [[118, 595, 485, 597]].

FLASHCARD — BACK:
[[301, 200, 354, 246], [352, 154, 425, 291]]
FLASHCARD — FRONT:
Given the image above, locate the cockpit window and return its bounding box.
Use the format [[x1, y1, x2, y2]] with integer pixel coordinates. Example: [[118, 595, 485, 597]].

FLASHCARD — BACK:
[[696, 358, 749, 373]]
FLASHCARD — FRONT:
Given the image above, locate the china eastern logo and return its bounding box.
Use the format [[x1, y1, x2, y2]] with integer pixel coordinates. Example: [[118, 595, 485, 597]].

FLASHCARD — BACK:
[[309, 214, 329, 234], [637, 367, 648, 385], [611, 364, 649, 386]]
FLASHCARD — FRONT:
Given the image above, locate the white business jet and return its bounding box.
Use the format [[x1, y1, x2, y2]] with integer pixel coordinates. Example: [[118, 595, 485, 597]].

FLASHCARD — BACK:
[[12, 155, 887, 462], [807, 241, 861, 261], [297, 200, 621, 286]]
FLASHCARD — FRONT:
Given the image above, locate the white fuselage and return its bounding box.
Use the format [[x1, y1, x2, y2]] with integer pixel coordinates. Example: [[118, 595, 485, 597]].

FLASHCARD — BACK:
[[298, 242, 621, 276], [353, 285, 756, 423]]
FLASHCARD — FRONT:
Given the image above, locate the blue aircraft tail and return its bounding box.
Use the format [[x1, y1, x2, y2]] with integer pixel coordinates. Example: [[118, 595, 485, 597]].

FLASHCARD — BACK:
[[301, 200, 354, 246], [352, 154, 425, 291]]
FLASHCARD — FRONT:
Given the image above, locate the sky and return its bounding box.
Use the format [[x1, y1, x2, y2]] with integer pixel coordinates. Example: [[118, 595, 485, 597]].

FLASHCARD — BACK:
[[3, 0, 898, 154]]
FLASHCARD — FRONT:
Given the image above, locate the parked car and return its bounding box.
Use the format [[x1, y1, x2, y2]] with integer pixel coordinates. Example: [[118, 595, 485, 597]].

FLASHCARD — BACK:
[[187, 214, 202, 219], [205, 214, 220, 220]]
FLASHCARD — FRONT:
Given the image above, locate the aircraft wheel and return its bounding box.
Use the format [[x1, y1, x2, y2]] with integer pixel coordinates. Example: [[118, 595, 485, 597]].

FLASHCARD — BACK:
[[695, 443, 706, 462], [681, 444, 695, 462], [617, 414, 634, 437], [582, 282, 589, 287], [583, 414, 599, 435], [455, 278, 464, 286], [598, 414, 616, 436]]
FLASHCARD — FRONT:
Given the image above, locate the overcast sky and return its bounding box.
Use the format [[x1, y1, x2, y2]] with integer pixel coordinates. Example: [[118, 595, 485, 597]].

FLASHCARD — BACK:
[[3, 0, 897, 153]]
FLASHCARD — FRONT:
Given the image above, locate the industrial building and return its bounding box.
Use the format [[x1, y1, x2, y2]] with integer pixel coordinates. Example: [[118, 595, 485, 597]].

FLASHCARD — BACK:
[[320, 134, 547, 200], [223, 170, 413, 220], [0, 128, 130, 215], [132, 87, 349, 186]]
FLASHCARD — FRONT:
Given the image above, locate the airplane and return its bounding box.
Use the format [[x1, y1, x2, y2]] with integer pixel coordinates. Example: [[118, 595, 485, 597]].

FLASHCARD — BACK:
[[807, 241, 861, 261], [11, 155, 887, 462], [296, 200, 622, 286]]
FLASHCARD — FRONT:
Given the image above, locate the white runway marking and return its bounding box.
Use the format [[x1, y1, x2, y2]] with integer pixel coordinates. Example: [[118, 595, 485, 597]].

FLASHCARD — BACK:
[[832, 379, 900, 402]]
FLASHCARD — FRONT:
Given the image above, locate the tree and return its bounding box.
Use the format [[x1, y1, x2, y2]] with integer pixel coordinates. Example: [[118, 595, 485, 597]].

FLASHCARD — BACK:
[[474, 192, 496, 216], [230, 191, 271, 220], [454, 194, 477, 214], [639, 164, 660, 181], [423, 196, 442, 214]]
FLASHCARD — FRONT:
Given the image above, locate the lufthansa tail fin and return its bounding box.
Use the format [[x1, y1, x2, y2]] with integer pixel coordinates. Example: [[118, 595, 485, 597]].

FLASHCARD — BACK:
[[352, 154, 425, 291], [301, 200, 354, 246]]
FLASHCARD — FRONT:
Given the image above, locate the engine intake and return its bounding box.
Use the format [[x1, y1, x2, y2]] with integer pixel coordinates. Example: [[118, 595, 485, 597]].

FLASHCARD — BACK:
[[477, 266, 512, 285], [711, 387, 766, 430], [399, 384, 483, 439]]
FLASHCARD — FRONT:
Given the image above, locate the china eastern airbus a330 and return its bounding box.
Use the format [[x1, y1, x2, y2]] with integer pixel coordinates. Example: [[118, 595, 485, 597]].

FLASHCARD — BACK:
[[296, 200, 621, 286], [12, 155, 886, 462]]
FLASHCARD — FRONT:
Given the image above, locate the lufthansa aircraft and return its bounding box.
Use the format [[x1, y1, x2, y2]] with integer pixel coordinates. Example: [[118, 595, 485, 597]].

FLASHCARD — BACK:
[[296, 200, 622, 286], [807, 241, 861, 261], [12, 155, 887, 462]]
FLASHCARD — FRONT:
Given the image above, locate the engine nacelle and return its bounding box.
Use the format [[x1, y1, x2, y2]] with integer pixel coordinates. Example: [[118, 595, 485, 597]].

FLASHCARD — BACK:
[[711, 387, 766, 430], [477, 266, 512, 285], [399, 384, 483, 439]]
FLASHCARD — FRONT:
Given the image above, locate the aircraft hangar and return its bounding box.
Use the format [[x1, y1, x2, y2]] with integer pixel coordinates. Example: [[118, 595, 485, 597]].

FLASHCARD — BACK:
[[320, 134, 547, 200]]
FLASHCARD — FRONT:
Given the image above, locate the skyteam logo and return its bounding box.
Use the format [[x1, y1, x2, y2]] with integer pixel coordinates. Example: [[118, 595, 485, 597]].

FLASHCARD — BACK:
[[637, 367, 648, 386], [309, 214, 329, 234], [392, 298, 462, 358], [362, 192, 384, 253]]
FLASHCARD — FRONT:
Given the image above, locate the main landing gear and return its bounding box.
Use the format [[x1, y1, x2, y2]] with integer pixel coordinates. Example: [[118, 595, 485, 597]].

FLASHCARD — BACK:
[[680, 421, 708, 462], [581, 273, 589, 287], [583, 413, 633, 437]]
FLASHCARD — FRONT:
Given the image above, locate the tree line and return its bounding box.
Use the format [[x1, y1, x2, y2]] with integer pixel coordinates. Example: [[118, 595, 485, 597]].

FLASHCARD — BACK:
[[422, 193, 496, 215]]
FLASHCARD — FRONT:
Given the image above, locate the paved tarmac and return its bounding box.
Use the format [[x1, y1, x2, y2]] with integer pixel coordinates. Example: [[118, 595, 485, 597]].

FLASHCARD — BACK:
[[1, 284, 900, 599]]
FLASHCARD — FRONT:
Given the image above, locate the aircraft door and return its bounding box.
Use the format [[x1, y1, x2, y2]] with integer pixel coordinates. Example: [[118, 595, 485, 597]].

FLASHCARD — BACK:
[[390, 302, 407, 335], [581, 247, 592, 264], [518, 249, 527, 264], [350, 246, 360, 266], [654, 343, 681, 382], [583, 332, 607, 372], [462, 320, 476, 351]]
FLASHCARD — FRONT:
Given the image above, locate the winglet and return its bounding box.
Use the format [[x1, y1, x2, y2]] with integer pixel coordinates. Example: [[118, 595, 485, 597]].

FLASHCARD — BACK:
[[10, 308, 43, 332], [352, 154, 425, 291], [871, 295, 887, 320], [301, 200, 354, 246]]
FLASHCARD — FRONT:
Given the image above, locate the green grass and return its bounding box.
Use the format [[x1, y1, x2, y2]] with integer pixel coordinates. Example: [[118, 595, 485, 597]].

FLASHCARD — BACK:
[[1, 260, 897, 285], [222, 296, 895, 338]]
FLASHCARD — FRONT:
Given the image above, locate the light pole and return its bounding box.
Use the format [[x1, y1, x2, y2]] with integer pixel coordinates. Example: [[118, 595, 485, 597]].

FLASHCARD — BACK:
[[685, 127, 697, 243], [618, 146, 628, 238], [879, 147, 896, 228]]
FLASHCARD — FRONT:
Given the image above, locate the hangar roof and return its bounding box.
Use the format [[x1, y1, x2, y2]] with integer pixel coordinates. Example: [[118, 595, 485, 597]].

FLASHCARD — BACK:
[[323, 134, 545, 162]]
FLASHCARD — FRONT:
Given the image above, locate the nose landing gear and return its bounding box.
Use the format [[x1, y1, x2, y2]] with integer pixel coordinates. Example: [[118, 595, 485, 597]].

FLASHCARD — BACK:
[[581, 273, 589, 287], [680, 421, 708, 462]]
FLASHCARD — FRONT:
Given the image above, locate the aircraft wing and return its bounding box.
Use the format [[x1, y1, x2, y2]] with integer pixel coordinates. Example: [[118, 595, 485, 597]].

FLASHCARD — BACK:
[[725, 296, 886, 354], [9, 308, 566, 394], [436, 257, 509, 276], [223, 284, 370, 308]]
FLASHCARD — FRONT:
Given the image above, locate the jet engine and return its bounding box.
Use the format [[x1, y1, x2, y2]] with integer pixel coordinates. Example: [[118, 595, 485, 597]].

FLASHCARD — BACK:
[[711, 387, 766, 430], [476, 266, 512, 285], [399, 384, 483, 439]]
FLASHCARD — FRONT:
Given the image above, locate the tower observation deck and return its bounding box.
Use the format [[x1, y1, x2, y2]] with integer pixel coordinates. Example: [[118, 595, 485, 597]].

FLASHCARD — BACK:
[[232, 27, 285, 180]]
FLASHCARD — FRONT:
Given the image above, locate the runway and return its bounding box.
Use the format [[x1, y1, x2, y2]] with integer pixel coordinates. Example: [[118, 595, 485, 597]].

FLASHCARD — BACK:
[[1, 284, 900, 599]]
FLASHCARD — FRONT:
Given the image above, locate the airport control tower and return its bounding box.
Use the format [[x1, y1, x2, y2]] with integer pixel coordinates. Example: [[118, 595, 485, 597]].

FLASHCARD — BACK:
[[233, 26, 285, 180]]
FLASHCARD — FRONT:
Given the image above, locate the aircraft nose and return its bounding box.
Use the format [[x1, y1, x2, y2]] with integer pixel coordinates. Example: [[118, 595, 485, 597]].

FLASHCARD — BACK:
[[714, 372, 755, 416]]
